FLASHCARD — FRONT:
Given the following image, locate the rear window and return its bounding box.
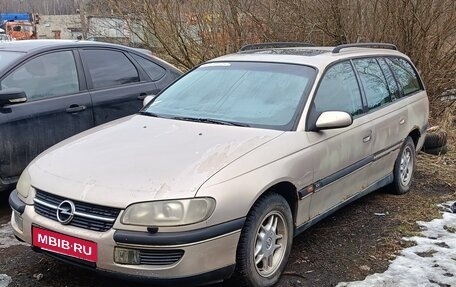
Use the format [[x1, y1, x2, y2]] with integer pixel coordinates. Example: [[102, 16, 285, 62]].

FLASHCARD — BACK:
[[0, 51, 23, 69], [386, 58, 421, 96]]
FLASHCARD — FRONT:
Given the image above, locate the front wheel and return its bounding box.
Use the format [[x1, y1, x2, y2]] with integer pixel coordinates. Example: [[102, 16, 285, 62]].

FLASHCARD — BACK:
[[390, 136, 416, 195], [235, 193, 293, 287]]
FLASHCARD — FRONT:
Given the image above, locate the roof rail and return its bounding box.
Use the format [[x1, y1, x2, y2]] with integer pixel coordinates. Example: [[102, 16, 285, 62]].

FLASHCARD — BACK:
[[332, 43, 397, 53], [239, 42, 315, 52]]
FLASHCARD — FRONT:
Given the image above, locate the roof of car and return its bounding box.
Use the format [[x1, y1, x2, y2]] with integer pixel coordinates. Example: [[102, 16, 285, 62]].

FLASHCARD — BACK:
[[0, 39, 135, 53], [210, 46, 409, 70]]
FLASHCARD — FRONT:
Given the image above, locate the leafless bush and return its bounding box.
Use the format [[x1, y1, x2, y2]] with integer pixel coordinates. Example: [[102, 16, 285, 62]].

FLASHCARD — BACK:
[[4, 0, 454, 121]]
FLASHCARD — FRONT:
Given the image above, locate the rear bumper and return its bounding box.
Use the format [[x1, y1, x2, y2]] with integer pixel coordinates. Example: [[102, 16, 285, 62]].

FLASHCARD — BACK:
[[9, 190, 242, 284]]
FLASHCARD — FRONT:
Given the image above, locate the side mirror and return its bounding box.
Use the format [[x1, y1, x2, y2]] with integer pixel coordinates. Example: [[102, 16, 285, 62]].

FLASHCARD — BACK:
[[315, 111, 352, 130], [0, 88, 27, 106], [143, 95, 156, 107]]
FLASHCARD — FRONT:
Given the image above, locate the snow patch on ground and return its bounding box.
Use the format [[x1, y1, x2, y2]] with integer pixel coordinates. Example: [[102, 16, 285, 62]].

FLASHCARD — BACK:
[[337, 201, 456, 287], [0, 274, 12, 287], [0, 222, 27, 249]]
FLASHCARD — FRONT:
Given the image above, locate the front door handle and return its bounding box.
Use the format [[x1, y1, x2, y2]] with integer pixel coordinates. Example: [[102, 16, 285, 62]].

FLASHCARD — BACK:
[[66, 105, 86, 113]]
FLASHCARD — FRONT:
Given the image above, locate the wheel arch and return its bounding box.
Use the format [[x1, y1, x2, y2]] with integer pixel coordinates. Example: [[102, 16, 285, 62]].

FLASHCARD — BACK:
[[408, 127, 421, 147], [252, 181, 299, 227]]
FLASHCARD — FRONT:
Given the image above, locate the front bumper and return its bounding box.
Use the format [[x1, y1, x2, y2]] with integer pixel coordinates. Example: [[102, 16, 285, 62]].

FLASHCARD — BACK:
[[9, 191, 242, 284]]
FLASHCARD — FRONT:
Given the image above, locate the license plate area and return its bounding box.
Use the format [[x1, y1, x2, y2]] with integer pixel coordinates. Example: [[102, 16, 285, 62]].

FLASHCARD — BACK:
[[32, 226, 98, 263]]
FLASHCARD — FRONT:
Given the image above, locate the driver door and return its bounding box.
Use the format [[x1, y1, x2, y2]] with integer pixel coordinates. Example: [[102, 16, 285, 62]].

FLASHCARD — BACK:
[[0, 50, 93, 182]]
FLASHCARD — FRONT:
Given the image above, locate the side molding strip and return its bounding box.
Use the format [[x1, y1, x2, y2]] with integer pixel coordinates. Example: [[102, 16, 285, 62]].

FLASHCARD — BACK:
[[294, 172, 394, 236]]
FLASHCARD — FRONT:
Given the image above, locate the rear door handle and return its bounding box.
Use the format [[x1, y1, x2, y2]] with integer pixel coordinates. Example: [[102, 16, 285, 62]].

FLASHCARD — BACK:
[[399, 118, 406, 125], [66, 105, 86, 113]]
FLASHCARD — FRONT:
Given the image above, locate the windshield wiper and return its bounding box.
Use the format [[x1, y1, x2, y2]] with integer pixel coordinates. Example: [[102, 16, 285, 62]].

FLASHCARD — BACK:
[[138, 111, 160, 118], [171, 116, 250, 127]]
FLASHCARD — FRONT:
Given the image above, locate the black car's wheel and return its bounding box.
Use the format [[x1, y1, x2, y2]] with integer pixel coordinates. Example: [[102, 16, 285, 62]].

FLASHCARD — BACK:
[[235, 193, 293, 287], [390, 136, 416, 195]]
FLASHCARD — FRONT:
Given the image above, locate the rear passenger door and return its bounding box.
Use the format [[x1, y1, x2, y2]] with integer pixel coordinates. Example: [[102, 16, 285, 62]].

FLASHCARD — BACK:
[[307, 60, 372, 219], [79, 49, 157, 125], [352, 57, 406, 185]]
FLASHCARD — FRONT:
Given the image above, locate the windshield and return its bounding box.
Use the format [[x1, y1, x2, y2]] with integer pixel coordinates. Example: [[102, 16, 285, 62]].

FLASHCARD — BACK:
[[0, 51, 22, 68], [144, 62, 315, 130]]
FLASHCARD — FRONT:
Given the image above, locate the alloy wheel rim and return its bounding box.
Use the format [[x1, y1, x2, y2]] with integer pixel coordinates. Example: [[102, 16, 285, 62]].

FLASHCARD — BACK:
[[253, 211, 287, 277], [400, 146, 413, 186]]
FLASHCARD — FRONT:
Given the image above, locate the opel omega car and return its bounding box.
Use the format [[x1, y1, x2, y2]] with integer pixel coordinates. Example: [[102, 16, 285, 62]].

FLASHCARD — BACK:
[[9, 43, 428, 287]]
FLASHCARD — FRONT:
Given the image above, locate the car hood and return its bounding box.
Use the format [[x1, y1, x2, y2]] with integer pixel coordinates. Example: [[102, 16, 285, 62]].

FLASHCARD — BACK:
[[29, 115, 282, 208]]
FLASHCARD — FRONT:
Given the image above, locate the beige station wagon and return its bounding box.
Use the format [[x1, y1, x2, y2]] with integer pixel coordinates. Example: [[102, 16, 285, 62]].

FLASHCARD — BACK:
[[10, 43, 428, 287]]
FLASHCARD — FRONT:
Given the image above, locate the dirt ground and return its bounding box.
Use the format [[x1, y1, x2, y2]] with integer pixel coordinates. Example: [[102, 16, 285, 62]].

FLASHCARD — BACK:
[[0, 151, 454, 287]]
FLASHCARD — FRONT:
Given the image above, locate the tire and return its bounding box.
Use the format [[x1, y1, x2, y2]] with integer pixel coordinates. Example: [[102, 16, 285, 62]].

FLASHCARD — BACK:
[[424, 131, 447, 149], [235, 193, 293, 287], [390, 136, 416, 195], [423, 145, 448, 156]]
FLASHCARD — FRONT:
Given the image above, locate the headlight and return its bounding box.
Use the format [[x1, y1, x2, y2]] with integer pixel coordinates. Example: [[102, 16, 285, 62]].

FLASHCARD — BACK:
[[16, 169, 31, 198], [121, 198, 216, 227]]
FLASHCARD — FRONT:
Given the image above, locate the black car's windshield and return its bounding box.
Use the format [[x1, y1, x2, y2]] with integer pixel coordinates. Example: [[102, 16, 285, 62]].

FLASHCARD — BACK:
[[0, 51, 22, 69], [144, 62, 315, 130]]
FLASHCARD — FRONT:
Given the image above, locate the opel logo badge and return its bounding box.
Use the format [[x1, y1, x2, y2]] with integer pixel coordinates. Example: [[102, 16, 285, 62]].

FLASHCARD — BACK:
[[56, 200, 75, 225]]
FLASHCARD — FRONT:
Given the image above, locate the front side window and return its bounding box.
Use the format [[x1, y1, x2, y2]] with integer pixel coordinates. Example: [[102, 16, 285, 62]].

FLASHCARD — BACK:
[[353, 58, 392, 110], [144, 62, 315, 130], [313, 61, 363, 117], [386, 58, 421, 96], [81, 50, 140, 89], [1, 51, 79, 101], [0, 51, 23, 69]]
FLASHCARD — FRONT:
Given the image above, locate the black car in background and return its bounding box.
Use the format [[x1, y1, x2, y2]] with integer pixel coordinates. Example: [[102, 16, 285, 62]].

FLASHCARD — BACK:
[[0, 40, 182, 192]]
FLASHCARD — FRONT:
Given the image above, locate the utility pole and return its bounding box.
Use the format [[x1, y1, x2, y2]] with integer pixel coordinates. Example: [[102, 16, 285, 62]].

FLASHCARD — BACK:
[[79, 0, 88, 39]]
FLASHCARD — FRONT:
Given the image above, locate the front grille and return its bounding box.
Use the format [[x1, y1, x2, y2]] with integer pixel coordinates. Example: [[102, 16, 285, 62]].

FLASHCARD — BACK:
[[139, 249, 184, 266], [34, 189, 121, 232]]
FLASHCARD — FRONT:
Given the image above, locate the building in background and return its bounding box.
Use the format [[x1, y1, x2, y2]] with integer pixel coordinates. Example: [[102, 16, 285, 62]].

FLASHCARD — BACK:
[[37, 15, 81, 39], [87, 16, 142, 45], [36, 14, 143, 46]]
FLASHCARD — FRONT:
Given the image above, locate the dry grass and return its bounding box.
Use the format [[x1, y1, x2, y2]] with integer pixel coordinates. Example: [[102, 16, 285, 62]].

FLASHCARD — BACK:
[[423, 104, 456, 187]]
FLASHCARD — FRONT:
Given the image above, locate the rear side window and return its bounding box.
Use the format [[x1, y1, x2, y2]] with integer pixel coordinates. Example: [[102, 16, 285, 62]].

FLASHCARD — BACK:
[[81, 50, 139, 89], [353, 58, 392, 110], [377, 58, 400, 100], [386, 58, 421, 96], [131, 54, 166, 81], [313, 61, 363, 117]]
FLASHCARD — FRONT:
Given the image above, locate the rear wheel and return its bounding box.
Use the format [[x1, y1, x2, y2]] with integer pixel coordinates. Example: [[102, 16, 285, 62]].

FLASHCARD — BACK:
[[390, 136, 416, 195], [235, 193, 293, 287]]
